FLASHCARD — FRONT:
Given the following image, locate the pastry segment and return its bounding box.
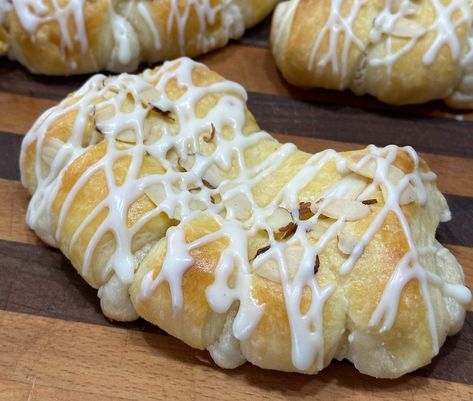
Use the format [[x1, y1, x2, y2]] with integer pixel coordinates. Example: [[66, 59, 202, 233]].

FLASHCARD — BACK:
[[20, 57, 471, 377], [270, 0, 473, 108], [0, 0, 277, 75]]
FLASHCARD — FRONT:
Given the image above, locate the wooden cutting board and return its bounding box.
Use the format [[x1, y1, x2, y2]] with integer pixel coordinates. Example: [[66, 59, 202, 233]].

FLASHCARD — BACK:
[[0, 18, 472, 401]]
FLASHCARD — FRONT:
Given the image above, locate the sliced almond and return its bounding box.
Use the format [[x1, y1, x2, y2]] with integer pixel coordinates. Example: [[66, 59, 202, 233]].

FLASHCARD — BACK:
[[346, 155, 377, 179], [203, 164, 225, 187], [347, 155, 417, 205], [225, 193, 252, 220], [253, 246, 303, 283], [298, 201, 312, 219], [178, 154, 195, 172], [314, 255, 320, 274], [279, 222, 297, 239], [203, 124, 216, 143], [307, 220, 326, 240], [145, 183, 166, 206], [338, 231, 359, 255], [253, 259, 280, 283], [317, 173, 367, 201], [313, 198, 371, 221], [166, 149, 182, 171], [189, 199, 207, 211], [381, 183, 417, 205], [150, 105, 174, 121], [361, 198, 378, 205], [391, 18, 424, 38], [255, 245, 270, 258], [347, 154, 405, 184], [139, 87, 161, 105], [267, 207, 293, 232], [116, 129, 137, 143]]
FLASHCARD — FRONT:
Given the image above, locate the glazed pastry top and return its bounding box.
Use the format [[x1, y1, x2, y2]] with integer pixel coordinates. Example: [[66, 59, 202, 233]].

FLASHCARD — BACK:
[[21, 57, 472, 373]]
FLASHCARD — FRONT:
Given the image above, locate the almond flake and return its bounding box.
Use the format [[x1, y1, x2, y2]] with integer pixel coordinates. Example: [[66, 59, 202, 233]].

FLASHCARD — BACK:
[[140, 87, 161, 104], [338, 231, 359, 255], [255, 245, 270, 258], [203, 124, 216, 143], [391, 18, 424, 38], [117, 129, 137, 143], [267, 207, 293, 232], [253, 246, 303, 283], [299, 201, 312, 218], [279, 222, 297, 239], [314, 255, 320, 274], [314, 197, 371, 221], [151, 105, 174, 121], [362, 198, 378, 205], [178, 154, 195, 172], [316, 173, 367, 201], [203, 164, 225, 187]]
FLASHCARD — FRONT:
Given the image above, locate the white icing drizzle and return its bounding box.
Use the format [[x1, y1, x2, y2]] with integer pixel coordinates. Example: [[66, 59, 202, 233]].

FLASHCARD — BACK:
[[308, 0, 473, 86], [0, 0, 12, 25], [137, 2, 162, 50], [167, 0, 221, 55], [7, 0, 243, 71], [12, 0, 88, 54], [22, 57, 472, 372], [308, 0, 365, 88]]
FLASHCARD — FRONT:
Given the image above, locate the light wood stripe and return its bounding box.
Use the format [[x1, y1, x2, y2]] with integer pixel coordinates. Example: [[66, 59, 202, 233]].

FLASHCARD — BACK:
[[0, 179, 40, 246], [0, 379, 126, 401], [0, 310, 472, 400], [0, 92, 55, 134], [2, 97, 473, 199]]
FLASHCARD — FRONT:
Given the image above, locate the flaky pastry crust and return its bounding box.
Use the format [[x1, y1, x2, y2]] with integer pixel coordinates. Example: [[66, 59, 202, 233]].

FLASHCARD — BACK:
[[270, 0, 473, 108], [21, 57, 471, 378], [0, 0, 277, 75]]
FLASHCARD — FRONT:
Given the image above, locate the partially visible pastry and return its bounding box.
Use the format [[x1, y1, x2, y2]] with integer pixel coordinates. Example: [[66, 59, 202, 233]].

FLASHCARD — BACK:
[[0, 0, 277, 75], [270, 0, 473, 108], [21, 57, 471, 378]]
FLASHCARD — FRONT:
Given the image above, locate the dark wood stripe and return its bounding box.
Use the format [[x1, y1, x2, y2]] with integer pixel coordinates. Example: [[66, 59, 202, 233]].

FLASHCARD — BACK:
[[437, 194, 473, 248], [0, 238, 471, 385], [0, 59, 87, 100], [0, 130, 22, 181], [234, 16, 271, 48], [0, 238, 167, 335], [247, 92, 473, 159], [3, 129, 472, 247]]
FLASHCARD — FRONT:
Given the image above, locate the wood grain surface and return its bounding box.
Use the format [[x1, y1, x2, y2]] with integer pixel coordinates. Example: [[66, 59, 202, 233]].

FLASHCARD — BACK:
[[0, 16, 472, 401]]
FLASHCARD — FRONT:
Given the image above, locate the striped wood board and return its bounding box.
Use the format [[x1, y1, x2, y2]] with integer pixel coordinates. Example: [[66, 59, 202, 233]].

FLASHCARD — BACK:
[[0, 17, 472, 401]]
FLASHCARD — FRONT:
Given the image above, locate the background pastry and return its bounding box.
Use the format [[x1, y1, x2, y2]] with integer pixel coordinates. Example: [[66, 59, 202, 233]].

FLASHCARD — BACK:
[[270, 0, 473, 108], [0, 0, 277, 75], [21, 57, 471, 378]]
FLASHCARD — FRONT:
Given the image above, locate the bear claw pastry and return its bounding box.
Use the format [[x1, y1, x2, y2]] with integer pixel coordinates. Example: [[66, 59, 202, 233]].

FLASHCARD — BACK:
[[0, 0, 277, 75], [21, 57, 471, 378], [270, 0, 473, 108]]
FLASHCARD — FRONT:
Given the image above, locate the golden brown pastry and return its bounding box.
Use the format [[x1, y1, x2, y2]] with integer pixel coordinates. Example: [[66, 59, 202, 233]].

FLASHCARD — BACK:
[[21, 57, 471, 378], [0, 0, 277, 75], [270, 0, 473, 108]]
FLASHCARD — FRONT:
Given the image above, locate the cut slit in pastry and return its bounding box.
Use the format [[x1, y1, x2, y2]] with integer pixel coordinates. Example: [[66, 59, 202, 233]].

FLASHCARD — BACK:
[[270, 0, 473, 108], [20, 57, 471, 378], [0, 0, 278, 75]]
